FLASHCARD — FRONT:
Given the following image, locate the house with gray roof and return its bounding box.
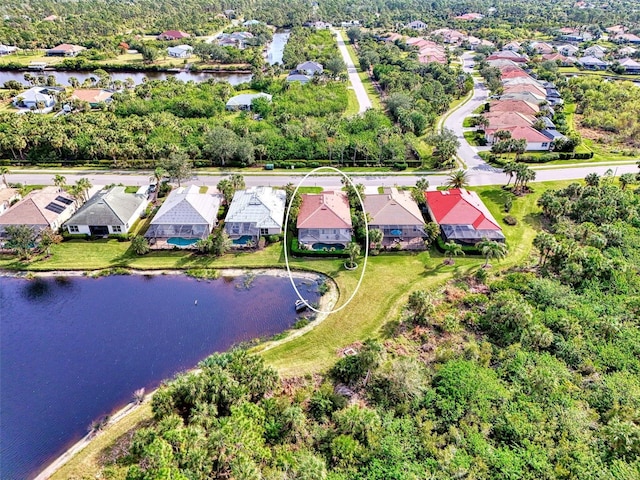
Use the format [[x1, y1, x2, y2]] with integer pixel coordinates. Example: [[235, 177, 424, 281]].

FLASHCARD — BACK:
[[167, 45, 193, 58], [578, 55, 609, 70], [145, 185, 220, 241], [364, 188, 426, 250], [296, 61, 324, 75], [224, 187, 286, 244], [64, 186, 148, 236], [12, 87, 58, 111], [225, 92, 272, 111], [0, 186, 76, 240], [286, 73, 312, 84]]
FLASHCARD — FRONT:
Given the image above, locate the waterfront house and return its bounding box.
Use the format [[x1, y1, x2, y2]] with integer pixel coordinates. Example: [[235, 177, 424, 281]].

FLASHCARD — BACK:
[[297, 191, 352, 249], [613, 33, 640, 44], [364, 188, 425, 250], [167, 45, 193, 58], [64, 186, 148, 236], [425, 189, 505, 246], [224, 187, 286, 243], [0, 187, 20, 215], [46, 43, 85, 56], [12, 87, 58, 111], [0, 44, 18, 56], [0, 187, 76, 239], [145, 185, 220, 243], [225, 92, 272, 111], [70, 89, 114, 107], [618, 57, 640, 73], [296, 61, 324, 75], [158, 30, 190, 40], [617, 46, 637, 57]]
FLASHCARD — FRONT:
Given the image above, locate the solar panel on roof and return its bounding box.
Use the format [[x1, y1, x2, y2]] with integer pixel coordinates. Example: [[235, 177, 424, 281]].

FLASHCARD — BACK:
[[45, 202, 65, 214], [55, 196, 73, 205]]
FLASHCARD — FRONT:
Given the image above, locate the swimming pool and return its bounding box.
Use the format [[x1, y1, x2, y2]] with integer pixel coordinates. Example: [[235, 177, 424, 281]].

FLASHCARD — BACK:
[[167, 237, 198, 247], [312, 242, 345, 251], [232, 235, 254, 245]]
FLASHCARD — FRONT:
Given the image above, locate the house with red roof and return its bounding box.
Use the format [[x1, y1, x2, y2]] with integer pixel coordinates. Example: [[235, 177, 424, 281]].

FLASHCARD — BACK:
[[158, 30, 190, 41], [297, 191, 352, 249], [482, 111, 535, 130], [46, 43, 85, 57], [487, 50, 528, 63], [489, 99, 540, 116], [425, 189, 505, 245], [485, 125, 553, 151]]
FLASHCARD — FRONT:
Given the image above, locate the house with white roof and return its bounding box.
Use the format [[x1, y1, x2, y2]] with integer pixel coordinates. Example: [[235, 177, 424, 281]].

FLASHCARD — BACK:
[[64, 186, 148, 235], [224, 187, 286, 243], [407, 20, 427, 31], [578, 55, 609, 70], [145, 185, 220, 243], [225, 92, 272, 111], [12, 87, 58, 111], [618, 57, 640, 73], [0, 44, 18, 56], [167, 45, 193, 58], [286, 74, 312, 84], [584, 45, 607, 58], [558, 44, 579, 56]]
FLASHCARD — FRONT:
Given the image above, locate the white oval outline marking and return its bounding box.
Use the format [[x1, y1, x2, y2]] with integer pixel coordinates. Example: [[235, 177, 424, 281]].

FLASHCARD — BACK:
[[283, 166, 368, 315]]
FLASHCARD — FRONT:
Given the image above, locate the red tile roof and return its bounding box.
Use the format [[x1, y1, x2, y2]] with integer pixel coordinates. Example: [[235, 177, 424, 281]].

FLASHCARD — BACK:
[[487, 125, 551, 143], [297, 191, 352, 229], [425, 189, 501, 230], [483, 111, 535, 128], [159, 30, 190, 39], [489, 100, 540, 115]]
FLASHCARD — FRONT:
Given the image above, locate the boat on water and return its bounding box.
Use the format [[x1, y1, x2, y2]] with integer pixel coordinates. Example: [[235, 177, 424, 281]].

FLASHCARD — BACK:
[[295, 299, 309, 312]]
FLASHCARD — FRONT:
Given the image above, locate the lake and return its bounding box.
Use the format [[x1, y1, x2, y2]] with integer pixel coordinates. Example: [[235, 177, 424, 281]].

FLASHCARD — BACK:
[[0, 272, 320, 480]]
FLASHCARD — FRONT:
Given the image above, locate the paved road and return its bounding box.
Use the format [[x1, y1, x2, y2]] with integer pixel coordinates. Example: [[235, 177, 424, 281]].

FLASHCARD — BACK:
[[333, 29, 372, 113], [8, 164, 638, 191], [443, 52, 491, 171]]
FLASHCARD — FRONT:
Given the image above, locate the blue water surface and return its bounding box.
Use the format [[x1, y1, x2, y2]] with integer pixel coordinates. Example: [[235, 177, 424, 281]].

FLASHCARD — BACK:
[[0, 273, 319, 479]]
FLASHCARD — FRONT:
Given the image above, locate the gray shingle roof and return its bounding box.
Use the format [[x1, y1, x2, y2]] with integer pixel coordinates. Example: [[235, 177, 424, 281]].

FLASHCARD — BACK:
[[150, 185, 220, 226], [226, 92, 272, 107], [66, 186, 144, 226]]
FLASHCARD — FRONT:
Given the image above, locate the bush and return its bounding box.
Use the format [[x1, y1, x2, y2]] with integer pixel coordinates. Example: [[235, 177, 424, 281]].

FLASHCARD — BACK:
[[267, 234, 283, 244], [393, 162, 408, 171], [503, 215, 518, 226], [108, 234, 131, 242]]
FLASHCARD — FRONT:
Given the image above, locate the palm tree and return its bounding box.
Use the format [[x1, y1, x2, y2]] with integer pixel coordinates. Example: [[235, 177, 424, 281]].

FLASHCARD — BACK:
[[368, 228, 383, 252], [75, 178, 92, 202], [443, 240, 464, 265], [619, 173, 636, 190], [585, 173, 600, 187], [0, 167, 9, 188], [475, 238, 508, 267], [445, 169, 469, 189], [502, 162, 517, 187], [53, 174, 66, 192], [344, 241, 361, 269], [150, 167, 167, 201]]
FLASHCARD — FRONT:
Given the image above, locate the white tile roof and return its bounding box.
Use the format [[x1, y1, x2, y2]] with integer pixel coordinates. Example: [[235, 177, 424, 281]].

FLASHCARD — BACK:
[[224, 187, 286, 229]]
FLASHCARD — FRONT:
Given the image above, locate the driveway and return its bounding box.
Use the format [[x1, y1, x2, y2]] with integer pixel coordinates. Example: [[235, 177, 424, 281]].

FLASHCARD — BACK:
[[332, 29, 372, 113]]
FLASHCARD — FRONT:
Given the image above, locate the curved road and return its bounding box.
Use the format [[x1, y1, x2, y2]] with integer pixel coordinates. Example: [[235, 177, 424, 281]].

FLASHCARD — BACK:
[[333, 29, 372, 113]]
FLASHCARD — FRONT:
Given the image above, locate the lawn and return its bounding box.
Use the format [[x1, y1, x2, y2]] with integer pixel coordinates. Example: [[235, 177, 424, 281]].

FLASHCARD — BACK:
[[33, 179, 581, 479], [337, 31, 383, 110], [463, 116, 475, 128], [463, 131, 486, 146], [558, 66, 640, 81], [344, 87, 359, 116]]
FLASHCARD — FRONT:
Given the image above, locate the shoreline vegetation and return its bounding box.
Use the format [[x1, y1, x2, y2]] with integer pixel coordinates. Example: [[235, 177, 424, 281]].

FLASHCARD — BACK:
[[17, 266, 337, 480]]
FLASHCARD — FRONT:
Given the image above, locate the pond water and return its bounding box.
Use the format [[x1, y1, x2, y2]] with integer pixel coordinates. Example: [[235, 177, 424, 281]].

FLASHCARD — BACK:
[[0, 69, 253, 87], [0, 273, 320, 480], [267, 32, 290, 65]]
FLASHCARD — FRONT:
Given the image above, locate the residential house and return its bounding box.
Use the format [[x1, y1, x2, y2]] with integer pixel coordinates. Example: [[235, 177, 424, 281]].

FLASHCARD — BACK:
[[225, 92, 272, 111], [308, 21, 332, 30], [617, 46, 637, 57], [487, 50, 528, 63], [467, 36, 494, 50], [558, 44, 579, 56], [286, 74, 312, 84], [0, 187, 20, 215], [489, 59, 521, 69], [500, 91, 547, 105], [296, 61, 323, 75], [489, 99, 540, 116], [425, 189, 505, 245], [502, 76, 546, 89], [583, 45, 607, 58], [431, 28, 466, 44], [482, 111, 535, 130], [541, 53, 574, 65], [618, 57, 640, 73], [485, 125, 552, 151], [145, 185, 220, 242], [406, 37, 447, 64], [46, 43, 85, 57], [167, 45, 193, 58], [503, 82, 548, 97], [503, 41, 521, 51], [500, 68, 530, 79], [613, 33, 640, 44], [158, 30, 190, 41], [0, 187, 77, 239], [43, 15, 58, 22], [64, 186, 148, 235], [12, 87, 58, 110], [606, 25, 627, 35], [224, 187, 286, 243], [0, 44, 18, 56], [217, 32, 254, 49], [530, 42, 555, 54], [340, 20, 360, 28], [455, 13, 484, 21], [578, 55, 609, 70], [243, 20, 262, 26], [297, 191, 352, 248], [407, 20, 427, 31], [364, 188, 425, 249], [558, 27, 592, 42], [70, 89, 114, 107]]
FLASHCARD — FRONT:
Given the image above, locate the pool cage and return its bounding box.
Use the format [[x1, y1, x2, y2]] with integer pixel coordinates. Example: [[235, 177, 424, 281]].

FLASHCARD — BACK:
[[440, 225, 505, 246], [144, 224, 210, 239]]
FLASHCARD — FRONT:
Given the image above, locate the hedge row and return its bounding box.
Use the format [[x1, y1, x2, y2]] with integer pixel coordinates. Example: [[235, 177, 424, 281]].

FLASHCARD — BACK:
[[289, 237, 349, 258]]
